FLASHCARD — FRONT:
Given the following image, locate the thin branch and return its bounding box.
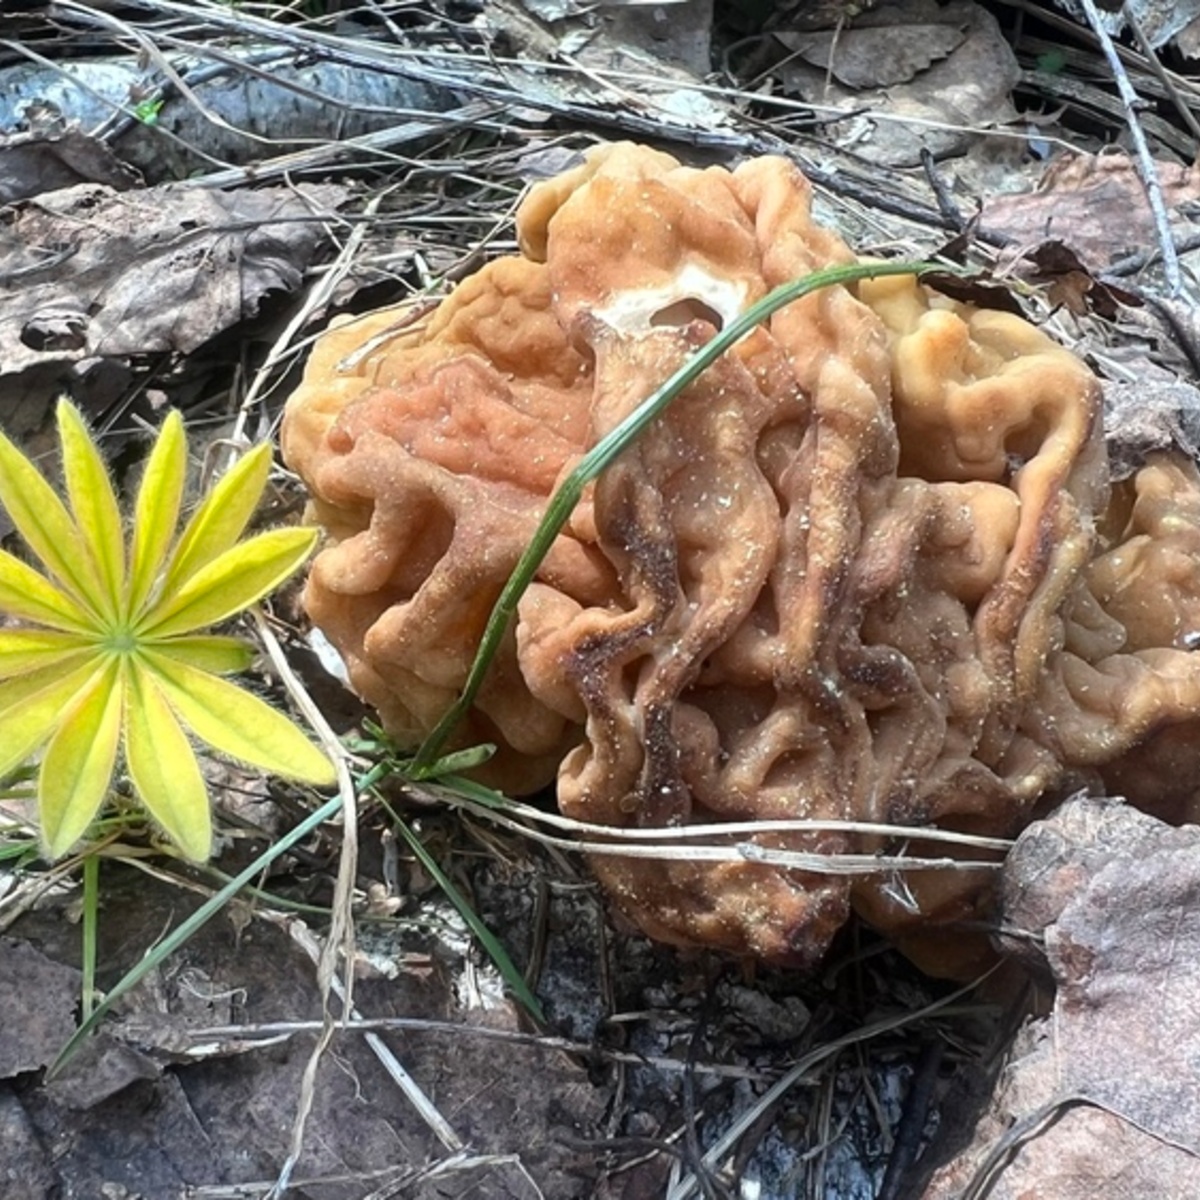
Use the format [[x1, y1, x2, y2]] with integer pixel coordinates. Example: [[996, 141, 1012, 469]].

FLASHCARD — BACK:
[[1078, 0, 1182, 295]]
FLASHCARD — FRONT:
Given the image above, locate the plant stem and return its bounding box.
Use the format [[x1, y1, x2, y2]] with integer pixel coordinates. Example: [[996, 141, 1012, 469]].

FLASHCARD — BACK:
[[81, 852, 99, 1021]]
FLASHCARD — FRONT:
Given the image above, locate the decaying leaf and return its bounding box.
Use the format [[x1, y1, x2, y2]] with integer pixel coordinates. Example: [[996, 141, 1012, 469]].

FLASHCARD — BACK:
[[0, 180, 346, 377], [1054, 0, 1200, 51], [782, 22, 967, 89], [1104, 378, 1200, 480], [924, 796, 1200, 1198], [5, 864, 610, 1198], [0, 51, 449, 185], [0, 125, 142, 206], [982, 152, 1200, 272], [0, 937, 79, 1078], [774, 0, 1019, 165]]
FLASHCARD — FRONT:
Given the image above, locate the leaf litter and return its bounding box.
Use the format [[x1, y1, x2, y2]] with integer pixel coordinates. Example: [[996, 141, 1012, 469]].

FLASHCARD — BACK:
[[925, 796, 1200, 1199], [2, 0, 1200, 1197], [0, 181, 348, 376]]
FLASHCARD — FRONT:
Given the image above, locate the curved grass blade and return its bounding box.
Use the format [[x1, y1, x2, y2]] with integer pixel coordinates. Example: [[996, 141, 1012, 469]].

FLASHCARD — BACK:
[[412, 259, 949, 771], [388, 806, 545, 1023]]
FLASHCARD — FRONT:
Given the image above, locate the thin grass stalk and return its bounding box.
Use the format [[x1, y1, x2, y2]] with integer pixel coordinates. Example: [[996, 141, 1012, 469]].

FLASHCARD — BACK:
[[80, 852, 99, 1022], [665, 970, 996, 1200], [383, 798, 546, 1022], [417, 774, 1014, 852]]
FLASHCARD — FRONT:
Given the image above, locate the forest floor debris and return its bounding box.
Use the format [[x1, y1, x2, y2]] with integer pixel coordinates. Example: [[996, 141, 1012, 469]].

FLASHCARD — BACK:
[[2, 1, 1200, 1197]]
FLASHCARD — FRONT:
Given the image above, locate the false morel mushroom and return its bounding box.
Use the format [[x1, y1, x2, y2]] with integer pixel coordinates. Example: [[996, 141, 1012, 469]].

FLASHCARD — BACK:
[[284, 143, 1200, 975]]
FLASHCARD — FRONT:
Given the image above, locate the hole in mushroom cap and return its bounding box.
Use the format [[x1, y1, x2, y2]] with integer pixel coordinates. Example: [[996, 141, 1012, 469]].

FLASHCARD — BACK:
[[594, 264, 749, 334], [650, 297, 725, 330]]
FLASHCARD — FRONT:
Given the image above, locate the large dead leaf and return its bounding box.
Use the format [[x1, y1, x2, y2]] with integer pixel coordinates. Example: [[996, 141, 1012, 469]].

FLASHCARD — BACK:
[[1104, 377, 1200, 479], [982, 152, 1200, 271], [924, 797, 1200, 1198], [5, 866, 608, 1199], [1059, 0, 1200, 51], [774, 0, 1019, 166], [0, 937, 78, 1078], [783, 22, 966, 88], [0, 181, 346, 376]]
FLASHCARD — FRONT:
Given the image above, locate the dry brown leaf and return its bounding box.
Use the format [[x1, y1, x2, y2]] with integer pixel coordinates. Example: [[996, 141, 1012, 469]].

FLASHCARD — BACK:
[[1055, 0, 1200, 51], [924, 797, 1200, 1198], [0, 937, 79, 1078], [1104, 378, 1200, 479], [783, 22, 967, 89], [0, 180, 346, 377], [774, 0, 1018, 165], [0, 125, 142, 205], [982, 152, 1200, 271]]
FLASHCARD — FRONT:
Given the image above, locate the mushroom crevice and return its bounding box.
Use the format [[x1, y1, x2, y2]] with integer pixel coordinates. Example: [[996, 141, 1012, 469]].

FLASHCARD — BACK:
[[283, 143, 1200, 975]]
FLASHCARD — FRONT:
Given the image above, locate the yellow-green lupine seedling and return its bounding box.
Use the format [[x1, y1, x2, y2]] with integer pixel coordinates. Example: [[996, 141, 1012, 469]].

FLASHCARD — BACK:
[[0, 400, 336, 860]]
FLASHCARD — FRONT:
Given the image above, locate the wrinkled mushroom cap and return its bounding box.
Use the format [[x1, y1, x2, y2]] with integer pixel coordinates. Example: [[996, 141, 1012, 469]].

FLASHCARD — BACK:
[[285, 143, 1200, 976]]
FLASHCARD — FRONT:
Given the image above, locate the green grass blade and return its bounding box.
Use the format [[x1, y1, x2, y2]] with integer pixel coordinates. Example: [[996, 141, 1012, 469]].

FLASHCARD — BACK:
[[412, 259, 946, 771], [48, 790, 345, 1078], [81, 853, 100, 1022], [387, 805, 545, 1023]]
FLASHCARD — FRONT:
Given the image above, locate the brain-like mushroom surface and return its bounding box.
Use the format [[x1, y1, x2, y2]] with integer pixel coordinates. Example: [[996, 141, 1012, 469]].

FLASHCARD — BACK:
[[284, 143, 1200, 975]]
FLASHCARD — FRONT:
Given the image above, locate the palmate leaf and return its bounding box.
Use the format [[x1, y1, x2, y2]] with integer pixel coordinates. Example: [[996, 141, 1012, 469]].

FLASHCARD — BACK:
[[0, 546, 93, 637], [146, 634, 255, 675], [141, 527, 319, 638], [39, 659, 124, 858], [0, 398, 333, 862], [58, 403, 125, 620], [0, 629, 92, 679], [143, 651, 336, 783], [128, 410, 187, 618], [125, 664, 212, 861], [0, 420, 100, 616], [0, 654, 108, 780], [165, 443, 272, 591]]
